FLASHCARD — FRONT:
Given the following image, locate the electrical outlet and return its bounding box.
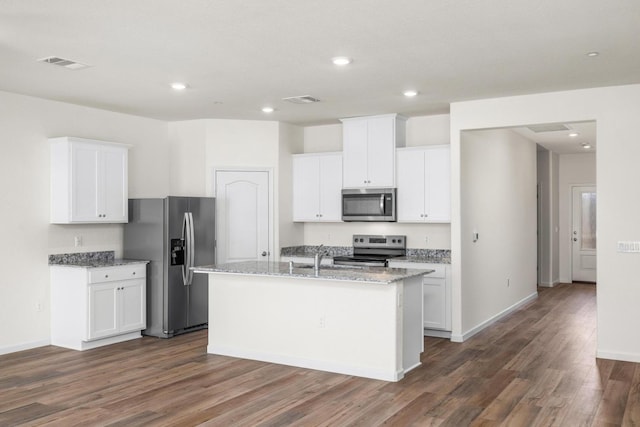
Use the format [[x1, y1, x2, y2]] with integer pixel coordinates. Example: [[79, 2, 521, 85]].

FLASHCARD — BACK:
[[319, 316, 326, 328], [36, 302, 42, 312], [425, 236, 428, 244], [74, 236, 83, 247]]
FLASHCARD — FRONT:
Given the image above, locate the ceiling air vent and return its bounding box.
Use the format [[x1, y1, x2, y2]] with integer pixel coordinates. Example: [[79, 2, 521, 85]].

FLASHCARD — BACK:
[[526, 123, 570, 133], [282, 95, 321, 104], [38, 56, 90, 70]]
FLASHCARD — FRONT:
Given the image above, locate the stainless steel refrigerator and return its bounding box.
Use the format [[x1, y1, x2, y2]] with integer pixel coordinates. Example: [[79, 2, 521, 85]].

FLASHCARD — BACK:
[[123, 197, 215, 338]]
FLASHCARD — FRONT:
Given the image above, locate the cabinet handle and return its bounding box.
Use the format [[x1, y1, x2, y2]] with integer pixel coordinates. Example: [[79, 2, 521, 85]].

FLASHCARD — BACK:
[[132, 272, 136, 275], [105, 274, 109, 278]]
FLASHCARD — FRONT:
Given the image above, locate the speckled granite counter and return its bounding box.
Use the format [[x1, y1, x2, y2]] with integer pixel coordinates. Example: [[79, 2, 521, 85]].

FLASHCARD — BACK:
[[280, 245, 351, 259], [192, 261, 432, 284], [48, 251, 148, 268], [281, 246, 451, 264]]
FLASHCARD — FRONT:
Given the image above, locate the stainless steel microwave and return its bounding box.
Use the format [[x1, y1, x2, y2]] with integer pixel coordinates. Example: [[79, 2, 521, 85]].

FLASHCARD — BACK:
[[342, 188, 396, 222]]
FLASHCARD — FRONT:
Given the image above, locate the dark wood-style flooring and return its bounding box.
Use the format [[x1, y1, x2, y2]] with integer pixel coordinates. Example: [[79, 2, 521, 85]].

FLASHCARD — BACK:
[[2, 283, 639, 426]]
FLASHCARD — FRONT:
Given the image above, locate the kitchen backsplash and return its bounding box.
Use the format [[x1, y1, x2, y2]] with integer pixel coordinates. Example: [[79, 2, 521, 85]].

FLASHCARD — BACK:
[[281, 246, 451, 262]]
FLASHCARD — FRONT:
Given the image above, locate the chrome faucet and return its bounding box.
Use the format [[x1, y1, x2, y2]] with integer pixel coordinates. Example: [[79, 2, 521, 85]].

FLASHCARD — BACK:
[[314, 244, 326, 272]]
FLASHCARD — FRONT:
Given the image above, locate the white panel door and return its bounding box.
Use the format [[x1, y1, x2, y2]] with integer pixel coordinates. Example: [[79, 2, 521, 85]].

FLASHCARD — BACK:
[[72, 144, 100, 222], [292, 155, 321, 221], [119, 279, 146, 333], [216, 170, 270, 264], [342, 119, 369, 188], [318, 154, 343, 221], [572, 186, 597, 283], [397, 148, 425, 222], [102, 147, 128, 222], [87, 283, 118, 340], [425, 146, 451, 222], [366, 116, 395, 187]]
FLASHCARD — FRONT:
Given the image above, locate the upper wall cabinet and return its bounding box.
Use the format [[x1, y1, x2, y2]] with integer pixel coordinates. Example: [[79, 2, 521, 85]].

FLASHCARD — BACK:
[[292, 152, 343, 222], [50, 137, 130, 224], [397, 145, 451, 223], [341, 114, 406, 188]]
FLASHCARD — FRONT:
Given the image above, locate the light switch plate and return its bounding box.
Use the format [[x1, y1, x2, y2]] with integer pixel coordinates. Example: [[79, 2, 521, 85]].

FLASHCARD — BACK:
[[617, 241, 640, 253]]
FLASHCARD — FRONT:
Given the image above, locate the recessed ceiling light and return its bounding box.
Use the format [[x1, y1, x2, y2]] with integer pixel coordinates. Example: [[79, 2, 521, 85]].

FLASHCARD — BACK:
[[170, 82, 188, 90], [332, 56, 352, 66], [262, 107, 275, 113], [403, 90, 419, 97], [569, 132, 579, 137], [586, 51, 599, 57]]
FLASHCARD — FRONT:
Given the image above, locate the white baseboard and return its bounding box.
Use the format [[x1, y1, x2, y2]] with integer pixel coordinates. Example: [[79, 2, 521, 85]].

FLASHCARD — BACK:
[[208, 344, 406, 382], [424, 329, 452, 339], [597, 350, 640, 363], [0, 339, 50, 356], [450, 291, 538, 343]]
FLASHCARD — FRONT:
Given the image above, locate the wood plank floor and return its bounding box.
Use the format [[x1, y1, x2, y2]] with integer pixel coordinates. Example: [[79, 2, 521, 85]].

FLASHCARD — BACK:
[[2, 283, 638, 426]]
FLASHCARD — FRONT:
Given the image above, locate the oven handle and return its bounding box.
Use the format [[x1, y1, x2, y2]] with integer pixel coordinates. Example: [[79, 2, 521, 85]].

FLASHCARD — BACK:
[[380, 194, 385, 214]]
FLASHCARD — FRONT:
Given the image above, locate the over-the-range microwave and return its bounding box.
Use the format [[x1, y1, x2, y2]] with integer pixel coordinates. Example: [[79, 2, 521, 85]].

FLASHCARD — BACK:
[[342, 188, 396, 222]]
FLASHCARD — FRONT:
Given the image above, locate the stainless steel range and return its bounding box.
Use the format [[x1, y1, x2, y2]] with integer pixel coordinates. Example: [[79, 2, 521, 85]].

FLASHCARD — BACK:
[[333, 234, 406, 267]]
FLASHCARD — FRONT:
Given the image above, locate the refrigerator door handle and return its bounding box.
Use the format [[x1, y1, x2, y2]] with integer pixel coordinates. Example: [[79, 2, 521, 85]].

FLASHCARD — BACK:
[[187, 212, 195, 285], [181, 212, 189, 286]]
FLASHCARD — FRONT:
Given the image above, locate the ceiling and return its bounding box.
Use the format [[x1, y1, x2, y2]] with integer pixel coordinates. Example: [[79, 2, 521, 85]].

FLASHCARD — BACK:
[[513, 121, 597, 154], [1, 0, 639, 127]]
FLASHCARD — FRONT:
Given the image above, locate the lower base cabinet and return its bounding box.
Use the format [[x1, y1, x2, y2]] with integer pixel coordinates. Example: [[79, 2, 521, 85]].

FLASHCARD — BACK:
[[51, 263, 147, 350], [388, 261, 451, 337]]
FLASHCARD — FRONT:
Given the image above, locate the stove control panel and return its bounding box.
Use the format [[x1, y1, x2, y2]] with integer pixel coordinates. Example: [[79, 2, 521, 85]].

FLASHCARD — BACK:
[[353, 234, 406, 249]]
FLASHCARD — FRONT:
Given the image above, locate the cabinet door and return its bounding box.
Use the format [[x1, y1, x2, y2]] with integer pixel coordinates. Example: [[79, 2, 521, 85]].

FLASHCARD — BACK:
[[342, 119, 369, 188], [423, 280, 447, 330], [293, 156, 321, 221], [101, 147, 128, 222], [119, 279, 146, 333], [318, 154, 343, 221], [366, 116, 395, 187], [425, 146, 451, 222], [71, 144, 100, 222], [87, 283, 119, 340], [396, 149, 426, 222]]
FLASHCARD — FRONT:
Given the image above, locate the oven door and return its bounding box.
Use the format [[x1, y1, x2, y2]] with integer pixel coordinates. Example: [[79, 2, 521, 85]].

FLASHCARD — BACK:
[[342, 188, 396, 222]]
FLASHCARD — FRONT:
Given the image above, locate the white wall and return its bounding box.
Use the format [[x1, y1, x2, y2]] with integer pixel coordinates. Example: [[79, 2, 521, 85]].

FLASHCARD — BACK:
[[301, 114, 452, 249], [460, 129, 537, 338], [167, 120, 208, 196], [537, 149, 552, 286], [558, 153, 596, 282], [0, 90, 169, 353], [450, 84, 640, 362], [278, 122, 305, 249]]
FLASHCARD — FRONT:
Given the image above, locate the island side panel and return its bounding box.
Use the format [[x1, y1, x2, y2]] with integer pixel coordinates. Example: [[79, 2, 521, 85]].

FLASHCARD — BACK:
[[402, 275, 424, 373], [206, 272, 403, 381]]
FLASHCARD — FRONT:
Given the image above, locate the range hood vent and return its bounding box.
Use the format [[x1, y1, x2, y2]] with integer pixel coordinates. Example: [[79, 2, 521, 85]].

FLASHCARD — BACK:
[[526, 123, 570, 133], [38, 56, 90, 70], [282, 95, 321, 104]]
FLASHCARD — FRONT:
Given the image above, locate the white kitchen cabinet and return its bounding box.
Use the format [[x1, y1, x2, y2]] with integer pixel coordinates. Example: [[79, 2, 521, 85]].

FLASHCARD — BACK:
[[50, 137, 130, 224], [292, 152, 342, 222], [396, 145, 451, 223], [50, 263, 147, 350], [387, 260, 451, 336], [341, 114, 406, 188]]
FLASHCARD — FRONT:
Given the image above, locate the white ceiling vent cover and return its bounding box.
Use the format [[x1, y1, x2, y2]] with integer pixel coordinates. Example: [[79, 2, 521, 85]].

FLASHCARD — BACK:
[[282, 95, 321, 104], [38, 56, 90, 70], [526, 123, 570, 133]]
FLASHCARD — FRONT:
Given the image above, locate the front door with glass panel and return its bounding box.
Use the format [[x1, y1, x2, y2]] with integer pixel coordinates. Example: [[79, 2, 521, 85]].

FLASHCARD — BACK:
[[572, 186, 596, 283]]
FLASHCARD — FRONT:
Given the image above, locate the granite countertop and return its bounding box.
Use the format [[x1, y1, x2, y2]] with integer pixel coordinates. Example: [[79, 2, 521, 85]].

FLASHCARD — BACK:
[[192, 261, 433, 284], [389, 255, 451, 265], [280, 246, 451, 264], [50, 259, 149, 269], [48, 250, 149, 269]]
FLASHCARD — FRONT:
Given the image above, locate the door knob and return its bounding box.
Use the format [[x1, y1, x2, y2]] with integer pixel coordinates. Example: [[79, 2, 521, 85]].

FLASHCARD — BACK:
[[261, 251, 267, 256], [573, 238, 578, 242]]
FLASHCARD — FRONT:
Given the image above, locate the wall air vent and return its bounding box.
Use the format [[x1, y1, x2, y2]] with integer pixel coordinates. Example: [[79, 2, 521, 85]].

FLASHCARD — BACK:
[[526, 123, 570, 133], [38, 56, 90, 70], [282, 95, 321, 104]]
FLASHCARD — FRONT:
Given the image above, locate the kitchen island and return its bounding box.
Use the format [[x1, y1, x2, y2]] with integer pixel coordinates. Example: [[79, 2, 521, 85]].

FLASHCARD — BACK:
[[193, 261, 432, 382]]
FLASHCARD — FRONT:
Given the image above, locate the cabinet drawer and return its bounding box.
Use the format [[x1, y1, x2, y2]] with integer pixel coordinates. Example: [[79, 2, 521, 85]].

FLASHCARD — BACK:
[[88, 264, 146, 283]]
